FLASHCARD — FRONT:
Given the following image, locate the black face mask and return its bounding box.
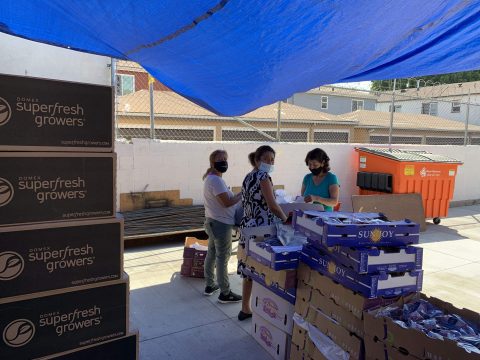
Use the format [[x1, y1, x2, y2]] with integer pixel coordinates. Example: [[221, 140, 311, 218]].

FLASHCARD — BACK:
[[310, 167, 323, 176], [214, 161, 228, 173]]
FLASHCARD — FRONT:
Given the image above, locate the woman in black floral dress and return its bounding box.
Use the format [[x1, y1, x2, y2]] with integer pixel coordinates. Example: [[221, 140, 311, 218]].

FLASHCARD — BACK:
[[237, 145, 288, 321]]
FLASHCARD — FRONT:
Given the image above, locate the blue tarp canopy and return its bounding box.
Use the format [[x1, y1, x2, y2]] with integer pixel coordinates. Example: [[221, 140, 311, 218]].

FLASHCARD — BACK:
[[1, 1, 480, 116]]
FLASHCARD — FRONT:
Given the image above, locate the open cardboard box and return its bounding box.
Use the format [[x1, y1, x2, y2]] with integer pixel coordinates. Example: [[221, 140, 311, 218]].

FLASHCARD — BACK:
[[364, 292, 480, 360]]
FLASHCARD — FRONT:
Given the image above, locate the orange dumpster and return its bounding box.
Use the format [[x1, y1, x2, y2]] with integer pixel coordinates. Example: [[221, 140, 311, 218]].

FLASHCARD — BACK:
[[355, 147, 463, 224]]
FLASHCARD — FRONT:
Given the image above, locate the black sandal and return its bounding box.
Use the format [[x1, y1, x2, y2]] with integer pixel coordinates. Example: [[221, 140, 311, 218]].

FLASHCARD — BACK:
[[238, 311, 252, 321]]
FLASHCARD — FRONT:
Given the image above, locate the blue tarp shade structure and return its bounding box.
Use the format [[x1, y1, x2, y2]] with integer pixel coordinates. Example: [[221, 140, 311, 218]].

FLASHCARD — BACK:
[[1, 1, 480, 116]]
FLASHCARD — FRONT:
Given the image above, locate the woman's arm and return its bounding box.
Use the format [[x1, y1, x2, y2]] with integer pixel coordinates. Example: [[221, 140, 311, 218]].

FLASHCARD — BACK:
[[216, 192, 241, 208], [300, 183, 306, 196], [260, 178, 288, 222], [305, 184, 339, 207]]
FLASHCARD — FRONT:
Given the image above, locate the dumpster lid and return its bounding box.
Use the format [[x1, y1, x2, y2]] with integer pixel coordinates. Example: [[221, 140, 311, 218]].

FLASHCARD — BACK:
[[355, 147, 462, 163]]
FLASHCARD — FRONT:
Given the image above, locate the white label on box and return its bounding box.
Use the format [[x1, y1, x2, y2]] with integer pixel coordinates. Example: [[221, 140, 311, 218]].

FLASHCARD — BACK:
[[252, 281, 294, 334], [360, 157, 367, 163], [252, 311, 290, 360], [449, 170, 455, 176], [359, 163, 366, 169]]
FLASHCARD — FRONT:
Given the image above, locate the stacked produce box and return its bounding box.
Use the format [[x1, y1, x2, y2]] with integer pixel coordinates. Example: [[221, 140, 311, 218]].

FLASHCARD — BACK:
[[291, 210, 423, 359], [239, 223, 305, 360], [0, 73, 138, 359]]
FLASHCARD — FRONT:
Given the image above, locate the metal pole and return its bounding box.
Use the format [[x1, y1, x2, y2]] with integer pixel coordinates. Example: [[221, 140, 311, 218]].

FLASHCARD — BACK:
[[276, 101, 281, 142], [464, 90, 471, 146], [388, 79, 396, 150], [111, 58, 118, 140], [149, 79, 155, 139]]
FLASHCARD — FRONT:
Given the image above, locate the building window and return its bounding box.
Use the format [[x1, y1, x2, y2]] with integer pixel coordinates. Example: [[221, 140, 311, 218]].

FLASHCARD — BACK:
[[421, 102, 438, 116], [116, 74, 135, 96], [388, 105, 402, 112], [370, 135, 422, 144], [352, 99, 364, 112], [451, 101, 461, 113], [221, 130, 307, 142], [321, 96, 328, 110], [425, 137, 464, 145], [314, 131, 349, 143]]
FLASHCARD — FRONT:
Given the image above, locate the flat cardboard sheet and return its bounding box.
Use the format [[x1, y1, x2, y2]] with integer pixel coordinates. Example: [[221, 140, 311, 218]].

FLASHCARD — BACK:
[[352, 194, 426, 232]]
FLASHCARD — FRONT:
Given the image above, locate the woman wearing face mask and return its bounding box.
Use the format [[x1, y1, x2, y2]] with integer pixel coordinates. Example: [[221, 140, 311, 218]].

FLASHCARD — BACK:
[[237, 145, 288, 321], [202, 150, 242, 303], [301, 148, 339, 211]]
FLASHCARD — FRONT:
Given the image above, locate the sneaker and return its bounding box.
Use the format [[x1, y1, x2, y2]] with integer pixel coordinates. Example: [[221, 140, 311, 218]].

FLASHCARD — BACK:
[[218, 291, 242, 304], [204, 285, 220, 296]]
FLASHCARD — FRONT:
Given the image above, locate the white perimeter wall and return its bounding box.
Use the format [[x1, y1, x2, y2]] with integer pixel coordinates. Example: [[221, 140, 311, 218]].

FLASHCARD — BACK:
[[0, 33, 111, 85], [115, 140, 480, 211]]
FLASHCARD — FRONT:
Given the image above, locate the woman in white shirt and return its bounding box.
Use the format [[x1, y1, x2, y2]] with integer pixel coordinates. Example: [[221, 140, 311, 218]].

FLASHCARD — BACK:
[[202, 150, 242, 303]]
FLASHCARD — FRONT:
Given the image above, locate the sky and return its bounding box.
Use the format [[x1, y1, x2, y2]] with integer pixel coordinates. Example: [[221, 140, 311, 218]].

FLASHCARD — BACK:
[[332, 81, 372, 90]]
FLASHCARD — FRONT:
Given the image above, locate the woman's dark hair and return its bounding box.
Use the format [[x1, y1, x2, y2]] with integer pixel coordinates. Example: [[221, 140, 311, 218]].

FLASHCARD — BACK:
[[248, 145, 275, 167], [305, 148, 330, 173]]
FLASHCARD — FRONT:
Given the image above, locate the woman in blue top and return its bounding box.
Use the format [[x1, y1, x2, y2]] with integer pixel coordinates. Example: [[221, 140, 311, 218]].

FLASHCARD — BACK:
[[301, 148, 340, 211]]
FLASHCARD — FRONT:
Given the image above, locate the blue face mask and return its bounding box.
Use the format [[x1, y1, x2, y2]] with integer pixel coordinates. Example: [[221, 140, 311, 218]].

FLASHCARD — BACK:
[[259, 162, 274, 174]]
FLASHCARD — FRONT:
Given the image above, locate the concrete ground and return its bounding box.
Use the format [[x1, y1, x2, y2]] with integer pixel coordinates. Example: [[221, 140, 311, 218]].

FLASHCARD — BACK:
[[124, 205, 480, 360]]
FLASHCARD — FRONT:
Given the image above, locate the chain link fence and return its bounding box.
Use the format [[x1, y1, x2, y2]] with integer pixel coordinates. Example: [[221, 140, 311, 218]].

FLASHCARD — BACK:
[[114, 61, 480, 146]]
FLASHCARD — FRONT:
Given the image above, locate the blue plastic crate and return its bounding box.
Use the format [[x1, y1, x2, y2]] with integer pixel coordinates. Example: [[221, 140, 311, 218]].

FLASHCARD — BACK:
[[300, 244, 423, 299], [294, 210, 420, 248]]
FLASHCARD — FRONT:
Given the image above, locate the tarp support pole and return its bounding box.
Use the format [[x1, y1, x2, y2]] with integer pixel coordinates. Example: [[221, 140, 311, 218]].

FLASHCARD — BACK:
[[464, 90, 470, 146], [276, 101, 281, 142], [388, 79, 397, 150]]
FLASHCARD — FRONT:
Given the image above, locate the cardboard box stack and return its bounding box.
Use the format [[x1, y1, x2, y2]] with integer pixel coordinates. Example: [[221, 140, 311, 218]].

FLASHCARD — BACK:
[[0, 74, 138, 359], [180, 237, 208, 278], [363, 290, 480, 360], [291, 210, 424, 359], [240, 224, 303, 360]]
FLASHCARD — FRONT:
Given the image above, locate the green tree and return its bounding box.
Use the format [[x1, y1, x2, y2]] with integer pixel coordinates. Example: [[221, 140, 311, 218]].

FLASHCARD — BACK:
[[370, 70, 480, 91]]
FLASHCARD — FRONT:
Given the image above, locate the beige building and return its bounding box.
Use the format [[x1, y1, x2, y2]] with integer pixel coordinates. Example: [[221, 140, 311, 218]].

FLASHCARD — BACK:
[[117, 89, 357, 142], [116, 89, 480, 144], [341, 110, 480, 145]]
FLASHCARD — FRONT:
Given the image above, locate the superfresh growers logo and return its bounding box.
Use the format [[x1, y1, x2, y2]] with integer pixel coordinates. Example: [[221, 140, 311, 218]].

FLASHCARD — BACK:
[[2, 319, 35, 347], [28, 244, 94, 273], [0, 251, 25, 280], [14, 96, 85, 128], [0, 178, 14, 207], [39, 306, 102, 336], [16, 176, 87, 204], [0, 97, 12, 126], [262, 298, 279, 319]]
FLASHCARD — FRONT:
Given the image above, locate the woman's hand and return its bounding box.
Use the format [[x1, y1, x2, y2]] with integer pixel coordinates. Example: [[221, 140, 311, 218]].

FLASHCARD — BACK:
[[304, 194, 319, 203]]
